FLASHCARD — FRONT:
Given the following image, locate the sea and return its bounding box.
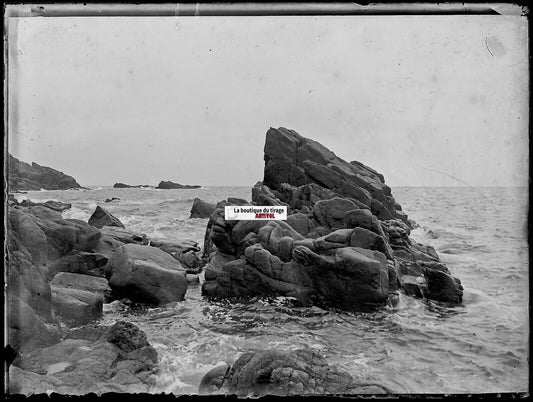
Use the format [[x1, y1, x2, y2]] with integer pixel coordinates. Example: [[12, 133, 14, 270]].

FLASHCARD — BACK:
[[12, 186, 529, 394]]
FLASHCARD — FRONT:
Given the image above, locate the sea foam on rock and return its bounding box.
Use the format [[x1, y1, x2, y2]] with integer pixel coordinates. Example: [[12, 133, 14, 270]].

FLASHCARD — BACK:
[[202, 127, 463, 309]]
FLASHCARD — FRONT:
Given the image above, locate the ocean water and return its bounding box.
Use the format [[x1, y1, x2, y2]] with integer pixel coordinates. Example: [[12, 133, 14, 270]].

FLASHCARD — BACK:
[[12, 186, 529, 394]]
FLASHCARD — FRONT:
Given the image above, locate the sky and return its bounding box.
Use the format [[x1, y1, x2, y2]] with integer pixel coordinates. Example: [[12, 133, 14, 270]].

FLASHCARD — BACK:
[[7, 13, 529, 187]]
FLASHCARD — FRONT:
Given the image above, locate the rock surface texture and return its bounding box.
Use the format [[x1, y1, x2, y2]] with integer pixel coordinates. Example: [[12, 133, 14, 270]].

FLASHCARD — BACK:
[[9, 321, 158, 394], [202, 127, 463, 310], [8, 154, 83, 191], [199, 349, 390, 396], [190, 198, 216, 218]]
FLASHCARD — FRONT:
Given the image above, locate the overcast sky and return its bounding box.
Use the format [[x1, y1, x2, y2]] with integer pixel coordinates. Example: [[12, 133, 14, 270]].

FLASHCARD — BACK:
[[7, 14, 528, 187]]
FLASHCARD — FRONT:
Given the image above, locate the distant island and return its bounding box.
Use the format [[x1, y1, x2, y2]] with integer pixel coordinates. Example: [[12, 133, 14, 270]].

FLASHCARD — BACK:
[[113, 181, 201, 189], [156, 181, 201, 189], [113, 183, 153, 189], [8, 154, 84, 192]]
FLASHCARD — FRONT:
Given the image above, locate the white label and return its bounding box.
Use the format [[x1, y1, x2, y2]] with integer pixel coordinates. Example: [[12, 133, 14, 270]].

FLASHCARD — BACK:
[[225, 205, 287, 220]]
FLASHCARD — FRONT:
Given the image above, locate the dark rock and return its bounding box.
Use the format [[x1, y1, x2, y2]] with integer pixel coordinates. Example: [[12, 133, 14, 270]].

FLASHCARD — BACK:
[[113, 183, 153, 188], [190, 198, 216, 218], [199, 349, 390, 395], [156, 180, 201, 189], [88, 205, 124, 229], [107, 244, 187, 304], [19, 199, 72, 212], [47, 251, 108, 278], [8, 154, 83, 192], [201, 128, 463, 308], [105, 197, 120, 202]]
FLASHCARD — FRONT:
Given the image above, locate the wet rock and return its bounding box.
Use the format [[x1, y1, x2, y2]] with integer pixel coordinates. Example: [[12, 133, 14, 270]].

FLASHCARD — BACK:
[[9, 321, 158, 395], [88, 205, 124, 229], [199, 349, 390, 396], [107, 244, 187, 304], [190, 198, 216, 218], [105, 197, 120, 202]]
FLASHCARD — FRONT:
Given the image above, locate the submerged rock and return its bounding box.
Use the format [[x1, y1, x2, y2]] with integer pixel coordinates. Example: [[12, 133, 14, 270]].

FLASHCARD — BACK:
[[199, 349, 390, 396]]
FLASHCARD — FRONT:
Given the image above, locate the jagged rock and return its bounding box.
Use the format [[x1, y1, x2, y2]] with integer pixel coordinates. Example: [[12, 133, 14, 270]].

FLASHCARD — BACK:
[[107, 244, 187, 304], [262, 128, 399, 219], [202, 128, 463, 308], [156, 180, 201, 189], [8, 153, 83, 191], [9, 321, 158, 395], [199, 349, 390, 396], [88, 205, 124, 229], [190, 198, 216, 218]]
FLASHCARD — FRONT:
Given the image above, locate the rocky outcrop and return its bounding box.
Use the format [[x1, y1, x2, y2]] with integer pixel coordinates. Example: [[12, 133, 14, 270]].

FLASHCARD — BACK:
[[190, 198, 216, 218], [202, 128, 463, 310], [9, 321, 158, 395], [16, 199, 72, 212], [88, 205, 124, 229], [106, 244, 188, 304], [156, 180, 201, 189], [113, 183, 153, 188], [8, 154, 83, 192], [199, 349, 390, 396]]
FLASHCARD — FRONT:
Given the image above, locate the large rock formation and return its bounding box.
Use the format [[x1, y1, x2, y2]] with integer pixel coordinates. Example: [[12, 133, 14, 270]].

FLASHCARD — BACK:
[[156, 180, 201, 189], [199, 349, 390, 396], [8, 154, 83, 192], [202, 128, 463, 310]]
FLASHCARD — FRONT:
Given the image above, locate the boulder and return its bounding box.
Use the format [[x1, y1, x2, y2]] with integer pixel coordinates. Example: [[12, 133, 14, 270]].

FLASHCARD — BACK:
[[107, 244, 187, 304], [50, 272, 112, 300], [88, 205, 124, 229], [9, 321, 158, 395], [190, 198, 216, 218], [199, 349, 390, 396], [51, 286, 104, 326]]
